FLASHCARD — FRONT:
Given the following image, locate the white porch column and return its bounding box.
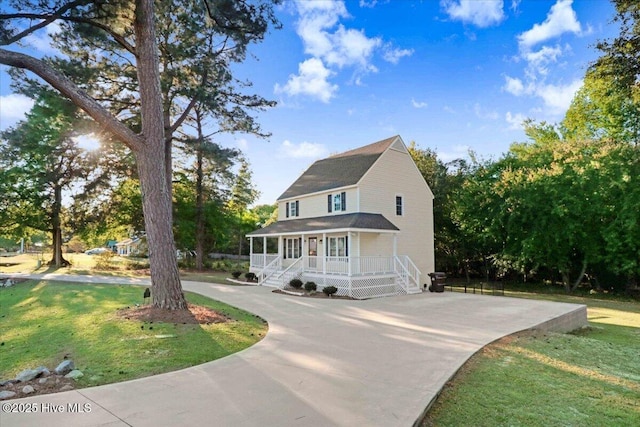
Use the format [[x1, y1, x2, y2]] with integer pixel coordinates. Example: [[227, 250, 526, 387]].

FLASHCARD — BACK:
[[263, 236, 267, 259], [278, 236, 283, 257], [348, 232, 353, 276], [393, 234, 397, 257], [249, 237, 254, 266], [322, 232, 327, 286]]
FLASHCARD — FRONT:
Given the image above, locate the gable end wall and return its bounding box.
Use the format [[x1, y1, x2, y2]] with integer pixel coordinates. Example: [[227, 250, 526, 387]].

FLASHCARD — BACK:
[[358, 147, 435, 279]]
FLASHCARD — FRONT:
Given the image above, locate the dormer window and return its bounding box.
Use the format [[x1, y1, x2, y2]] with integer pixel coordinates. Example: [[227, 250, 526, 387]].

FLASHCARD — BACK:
[[285, 200, 299, 218], [328, 192, 346, 213]]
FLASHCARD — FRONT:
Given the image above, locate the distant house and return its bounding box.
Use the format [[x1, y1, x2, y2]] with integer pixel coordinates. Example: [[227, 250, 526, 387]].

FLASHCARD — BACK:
[[247, 135, 435, 299], [115, 236, 144, 257]]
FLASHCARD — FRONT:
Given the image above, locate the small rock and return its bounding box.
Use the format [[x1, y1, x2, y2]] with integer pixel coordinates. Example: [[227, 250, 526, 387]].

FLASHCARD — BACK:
[[38, 377, 48, 384], [65, 370, 83, 380], [0, 391, 17, 400], [15, 366, 48, 382], [55, 360, 75, 375], [22, 385, 35, 394], [35, 366, 50, 377], [59, 384, 74, 392]]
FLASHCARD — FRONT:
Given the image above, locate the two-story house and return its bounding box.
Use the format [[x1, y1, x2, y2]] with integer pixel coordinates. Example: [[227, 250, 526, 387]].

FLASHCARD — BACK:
[[247, 135, 435, 299]]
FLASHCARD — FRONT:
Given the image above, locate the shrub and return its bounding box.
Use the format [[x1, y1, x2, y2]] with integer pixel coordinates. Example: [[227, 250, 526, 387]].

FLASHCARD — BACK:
[[93, 252, 119, 271], [245, 272, 257, 282], [232, 271, 242, 279], [289, 278, 303, 289], [304, 281, 317, 292], [322, 285, 338, 296], [125, 260, 150, 270]]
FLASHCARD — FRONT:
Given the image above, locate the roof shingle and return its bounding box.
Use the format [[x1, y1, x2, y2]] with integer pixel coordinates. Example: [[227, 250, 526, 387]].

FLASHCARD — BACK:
[[277, 136, 399, 200], [247, 213, 399, 236]]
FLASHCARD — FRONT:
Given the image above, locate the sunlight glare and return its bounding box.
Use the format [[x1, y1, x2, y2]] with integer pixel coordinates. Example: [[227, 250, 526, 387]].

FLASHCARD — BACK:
[[74, 134, 101, 151]]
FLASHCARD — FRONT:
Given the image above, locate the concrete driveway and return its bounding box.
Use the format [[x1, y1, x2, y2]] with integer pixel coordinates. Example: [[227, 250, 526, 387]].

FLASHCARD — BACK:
[[1, 275, 586, 426]]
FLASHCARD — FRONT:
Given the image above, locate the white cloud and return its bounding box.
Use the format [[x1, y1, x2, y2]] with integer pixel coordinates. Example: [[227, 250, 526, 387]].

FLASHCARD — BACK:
[[474, 103, 499, 120], [383, 46, 414, 64], [535, 79, 582, 115], [325, 26, 382, 69], [359, 0, 379, 7], [236, 138, 249, 151], [275, 58, 338, 103], [503, 1, 584, 118], [411, 98, 428, 109], [280, 140, 328, 159], [518, 0, 581, 50], [503, 76, 526, 96], [278, 1, 411, 103], [295, 1, 380, 70], [24, 21, 62, 53], [441, 0, 505, 28], [443, 105, 456, 114], [437, 144, 470, 162], [505, 111, 527, 130], [523, 44, 564, 76], [0, 94, 34, 130]]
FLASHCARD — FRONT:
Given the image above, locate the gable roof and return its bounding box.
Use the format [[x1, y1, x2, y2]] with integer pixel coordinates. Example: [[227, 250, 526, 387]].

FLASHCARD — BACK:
[[277, 135, 400, 200], [247, 212, 399, 236]]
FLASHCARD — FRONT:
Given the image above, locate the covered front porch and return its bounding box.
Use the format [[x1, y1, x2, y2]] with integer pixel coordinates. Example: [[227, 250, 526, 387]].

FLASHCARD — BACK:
[[247, 213, 422, 299]]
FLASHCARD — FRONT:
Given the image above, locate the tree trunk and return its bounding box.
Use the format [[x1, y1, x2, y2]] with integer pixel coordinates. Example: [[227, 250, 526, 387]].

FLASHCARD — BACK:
[[561, 259, 588, 294], [135, 0, 187, 309], [195, 111, 205, 271], [49, 184, 70, 267]]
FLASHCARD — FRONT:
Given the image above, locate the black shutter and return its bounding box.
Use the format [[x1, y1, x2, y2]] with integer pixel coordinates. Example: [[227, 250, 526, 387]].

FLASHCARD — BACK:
[[286, 202, 289, 218], [341, 191, 346, 211], [327, 194, 332, 212], [345, 235, 348, 257], [283, 239, 287, 259], [295, 200, 299, 217]]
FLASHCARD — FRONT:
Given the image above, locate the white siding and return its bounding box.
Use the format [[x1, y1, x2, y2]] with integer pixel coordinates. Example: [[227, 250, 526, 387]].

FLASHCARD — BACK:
[[278, 187, 358, 220], [359, 233, 394, 257], [359, 147, 435, 281]]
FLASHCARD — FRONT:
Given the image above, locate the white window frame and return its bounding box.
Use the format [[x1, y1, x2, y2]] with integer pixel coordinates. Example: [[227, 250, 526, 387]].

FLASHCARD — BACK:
[[327, 236, 347, 257], [285, 238, 301, 259], [395, 194, 403, 216]]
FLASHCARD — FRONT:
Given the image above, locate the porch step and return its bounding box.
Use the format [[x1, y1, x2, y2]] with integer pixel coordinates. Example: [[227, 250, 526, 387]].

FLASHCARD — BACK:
[[261, 276, 282, 288]]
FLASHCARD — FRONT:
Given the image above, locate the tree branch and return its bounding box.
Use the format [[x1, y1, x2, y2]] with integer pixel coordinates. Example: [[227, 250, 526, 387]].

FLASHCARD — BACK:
[[0, 48, 143, 152], [0, 1, 90, 46]]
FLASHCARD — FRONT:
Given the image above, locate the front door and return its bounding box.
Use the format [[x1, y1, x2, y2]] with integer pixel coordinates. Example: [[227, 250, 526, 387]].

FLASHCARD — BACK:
[[308, 237, 318, 270]]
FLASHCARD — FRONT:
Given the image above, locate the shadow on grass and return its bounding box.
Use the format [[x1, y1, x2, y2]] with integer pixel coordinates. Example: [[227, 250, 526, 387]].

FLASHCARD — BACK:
[[0, 280, 266, 388]]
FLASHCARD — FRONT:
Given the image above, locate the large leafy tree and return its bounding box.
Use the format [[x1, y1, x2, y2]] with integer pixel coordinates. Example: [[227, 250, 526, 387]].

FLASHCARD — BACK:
[[0, 0, 278, 309], [0, 92, 95, 267]]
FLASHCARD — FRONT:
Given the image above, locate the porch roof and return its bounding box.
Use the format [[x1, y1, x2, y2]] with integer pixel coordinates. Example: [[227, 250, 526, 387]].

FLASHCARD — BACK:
[[247, 212, 399, 237]]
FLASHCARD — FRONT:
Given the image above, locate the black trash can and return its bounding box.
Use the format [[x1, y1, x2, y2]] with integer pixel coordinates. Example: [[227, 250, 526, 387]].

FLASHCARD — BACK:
[[428, 272, 446, 293]]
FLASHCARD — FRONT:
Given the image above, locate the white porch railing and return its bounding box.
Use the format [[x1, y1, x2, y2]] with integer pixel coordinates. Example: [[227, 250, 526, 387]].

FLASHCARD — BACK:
[[250, 254, 421, 297], [394, 256, 421, 291], [257, 255, 282, 285], [279, 257, 304, 289], [251, 254, 279, 270]]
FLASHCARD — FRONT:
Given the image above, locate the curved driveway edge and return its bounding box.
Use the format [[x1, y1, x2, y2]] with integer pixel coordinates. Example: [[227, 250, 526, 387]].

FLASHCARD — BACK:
[[1, 275, 587, 426]]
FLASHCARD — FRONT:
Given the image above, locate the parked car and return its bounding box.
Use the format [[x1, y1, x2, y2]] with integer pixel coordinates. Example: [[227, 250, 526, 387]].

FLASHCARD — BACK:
[[85, 247, 110, 255]]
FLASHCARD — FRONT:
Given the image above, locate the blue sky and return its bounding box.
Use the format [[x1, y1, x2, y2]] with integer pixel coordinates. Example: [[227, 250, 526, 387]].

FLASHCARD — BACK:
[[0, 0, 620, 205]]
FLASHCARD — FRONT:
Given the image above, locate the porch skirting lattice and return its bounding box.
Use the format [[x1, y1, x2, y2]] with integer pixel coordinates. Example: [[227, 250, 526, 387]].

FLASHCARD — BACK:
[[277, 273, 413, 299]]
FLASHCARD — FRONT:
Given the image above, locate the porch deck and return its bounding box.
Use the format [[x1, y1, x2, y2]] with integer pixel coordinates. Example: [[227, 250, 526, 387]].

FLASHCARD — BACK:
[[250, 254, 422, 299]]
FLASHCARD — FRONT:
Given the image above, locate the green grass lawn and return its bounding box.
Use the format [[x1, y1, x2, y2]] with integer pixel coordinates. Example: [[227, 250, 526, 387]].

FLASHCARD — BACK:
[[0, 280, 267, 387], [0, 253, 250, 284], [422, 290, 640, 427]]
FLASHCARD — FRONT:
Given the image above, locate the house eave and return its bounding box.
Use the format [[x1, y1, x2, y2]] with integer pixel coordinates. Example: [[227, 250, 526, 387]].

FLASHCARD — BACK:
[[248, 227, 399, 238], [277, 183, 358, 202]]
